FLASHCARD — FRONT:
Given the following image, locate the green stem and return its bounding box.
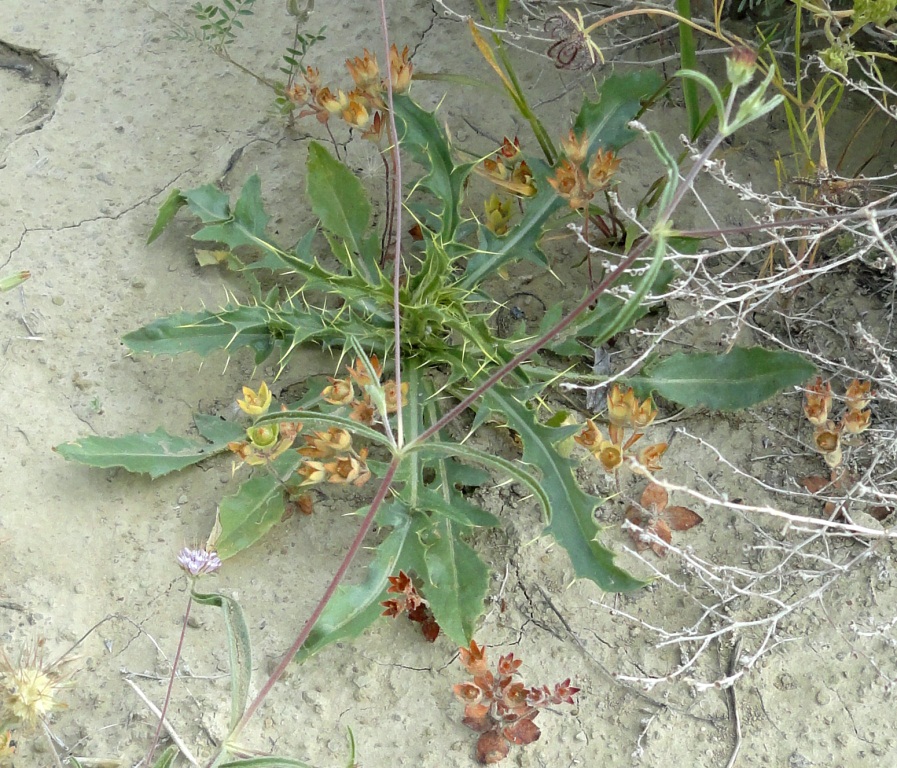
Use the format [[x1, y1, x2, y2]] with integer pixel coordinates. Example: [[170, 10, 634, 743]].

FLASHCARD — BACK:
[[677, 0, 701, 139]]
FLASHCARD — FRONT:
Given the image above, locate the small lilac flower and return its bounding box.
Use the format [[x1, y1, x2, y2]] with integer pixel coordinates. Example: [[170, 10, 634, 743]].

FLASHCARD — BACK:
[[177, 547, 222, 577]]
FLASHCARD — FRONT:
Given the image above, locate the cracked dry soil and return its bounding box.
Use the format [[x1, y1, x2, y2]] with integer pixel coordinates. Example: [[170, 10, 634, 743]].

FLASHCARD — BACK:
[[2, 2, 897, 767]]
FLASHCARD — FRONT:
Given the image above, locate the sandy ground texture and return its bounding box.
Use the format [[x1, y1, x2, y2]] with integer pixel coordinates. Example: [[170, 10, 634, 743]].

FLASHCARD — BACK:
[[2, 1, 897, 766]]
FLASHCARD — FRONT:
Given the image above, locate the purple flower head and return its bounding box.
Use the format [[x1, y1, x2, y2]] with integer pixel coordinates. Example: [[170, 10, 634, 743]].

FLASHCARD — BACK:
[[177, 547, 222, 577]]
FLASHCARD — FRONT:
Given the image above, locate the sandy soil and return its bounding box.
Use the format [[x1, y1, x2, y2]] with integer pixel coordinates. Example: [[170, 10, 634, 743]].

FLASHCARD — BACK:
[[2, 2, 897, 766]]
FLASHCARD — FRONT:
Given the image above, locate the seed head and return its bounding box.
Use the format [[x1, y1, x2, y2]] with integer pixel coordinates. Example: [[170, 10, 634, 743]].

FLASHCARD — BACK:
[[0, 643, 72, 731]]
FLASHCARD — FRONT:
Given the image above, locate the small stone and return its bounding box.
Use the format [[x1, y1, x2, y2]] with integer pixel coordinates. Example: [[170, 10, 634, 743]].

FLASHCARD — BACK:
[[816, 689, 831, 705], [52, 296, 64, 305]]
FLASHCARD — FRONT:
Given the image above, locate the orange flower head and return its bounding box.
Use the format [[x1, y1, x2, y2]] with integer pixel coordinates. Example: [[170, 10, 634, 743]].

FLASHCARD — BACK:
[[342, 97, 371, 129], [803, 377, 832, 426], [322, 377, 354, 405], [588, 147, 621, 189], [635, 442, 668, 473], [813, 420, 841, 454], [596, 439, 624, 473], [843, 408, 871, 435], [297, 460, 328, 486], [347, 355, 382, 387], [362, 111, 385, 143], [631, 394, 658, 429], [317, 87, 349, 115], [844, 379, 872, 412], [388, 44, 413, 93], [383, 380, 409, 413], [560, 129, 589, 166], [574, 419, 602, 451], [346, 48, 380, 93]]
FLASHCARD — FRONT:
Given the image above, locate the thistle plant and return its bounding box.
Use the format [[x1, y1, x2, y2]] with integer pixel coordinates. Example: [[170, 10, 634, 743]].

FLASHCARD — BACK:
[[54, 29, 821, 766]]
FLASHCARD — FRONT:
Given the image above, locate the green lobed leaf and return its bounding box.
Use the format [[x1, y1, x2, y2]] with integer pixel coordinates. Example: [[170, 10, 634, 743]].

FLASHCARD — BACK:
[[191, 590, 252, 732], [54, 427, 228, 479], [213, 472, 294, 560], [147, 188, 186, 244], [482, 382, 646, 592], [191, 175, 270, 248], [420, 517, 489, 645], [632, 346, 816, 410], [573, 71, 664, 152], [306, 142, 370, 256], [293, 507, 412, 663]]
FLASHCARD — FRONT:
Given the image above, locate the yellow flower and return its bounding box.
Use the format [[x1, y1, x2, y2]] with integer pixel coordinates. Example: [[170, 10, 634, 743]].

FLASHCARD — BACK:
[[237, 382, 272, 416], [297, 460, 328, 486], [342, 97, 371, 129], [606, 384, 633, 426], [0, 642, 73, 730], [484, 194, 513, 235], [317, 86, 349, 115]]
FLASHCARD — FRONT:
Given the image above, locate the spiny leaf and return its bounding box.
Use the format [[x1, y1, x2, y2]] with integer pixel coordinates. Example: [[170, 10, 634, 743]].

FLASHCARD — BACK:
[[392, 95, 473, 243], [573, 71, 663, 152], [190, 174, 270, 248], [632, 346, 817, 410]]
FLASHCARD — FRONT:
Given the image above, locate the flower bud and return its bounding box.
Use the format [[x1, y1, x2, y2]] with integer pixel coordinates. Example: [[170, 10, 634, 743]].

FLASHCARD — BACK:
[[726, 46, 757, 88]]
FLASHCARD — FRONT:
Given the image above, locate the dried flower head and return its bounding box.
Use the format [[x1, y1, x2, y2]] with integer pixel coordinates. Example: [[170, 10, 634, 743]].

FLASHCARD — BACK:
[[803, 377, 832, 426], [0, 642, 74, 731], [844, 379, 872, 412], [177, 547, 222, 577], [346, 49, 380, 95], [387, 44, 413, 93], [321, 377, 354, 405]]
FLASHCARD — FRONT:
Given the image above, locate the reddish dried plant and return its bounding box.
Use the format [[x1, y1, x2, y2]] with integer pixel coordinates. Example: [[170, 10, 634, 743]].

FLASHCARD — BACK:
[[452, 641, 579, 764], [625, 482, 703, 556], [381, 571, 440, 642]]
